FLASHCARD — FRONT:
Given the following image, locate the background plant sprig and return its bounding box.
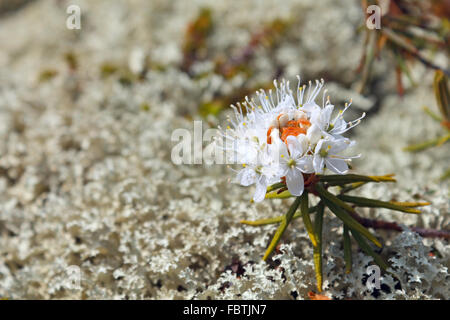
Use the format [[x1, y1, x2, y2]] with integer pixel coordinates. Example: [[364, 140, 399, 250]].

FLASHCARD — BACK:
[[404, 70, 450, 180]]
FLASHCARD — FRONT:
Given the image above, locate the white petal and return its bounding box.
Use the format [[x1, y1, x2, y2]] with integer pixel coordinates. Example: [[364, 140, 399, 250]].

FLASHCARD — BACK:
[[325, 158, 349, 174], [311, 104, 333, 129], [331, 117, 347, 134], [314, 139, 325, 155], [286, 168, 304, 196], [329, 138, 351, 154], [301, 101, 320, 114], [296, 155, 314, 173], [286, 135, 303, 158], [273, 137, 289, 161], [313, 154, 325, 173], [294, 110, 307, 120], [307, 124, 322, 145], [296, 134, 309, 154], [321, 104, 334, 127], [278, 114, 289, 127], [270, 128, 280, 143], [253, 176, 267, 202], [237, 168, 256, 186]]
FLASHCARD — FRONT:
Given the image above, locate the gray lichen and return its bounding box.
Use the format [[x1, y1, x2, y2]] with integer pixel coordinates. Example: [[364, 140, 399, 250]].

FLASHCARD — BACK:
[[0, 0, 448, 299]]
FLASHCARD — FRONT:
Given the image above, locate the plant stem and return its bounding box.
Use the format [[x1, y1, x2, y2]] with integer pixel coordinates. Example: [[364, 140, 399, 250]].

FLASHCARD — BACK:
[[300, 192, 317, 247], [349, 211, 450, 240], [313, 201, 324, 292], [343, 226, 352, 274], [262, 196, 302, 261]]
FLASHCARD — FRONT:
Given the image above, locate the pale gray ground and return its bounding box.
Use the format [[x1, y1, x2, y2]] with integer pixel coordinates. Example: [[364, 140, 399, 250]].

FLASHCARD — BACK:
[[0, 0, 448, 299]]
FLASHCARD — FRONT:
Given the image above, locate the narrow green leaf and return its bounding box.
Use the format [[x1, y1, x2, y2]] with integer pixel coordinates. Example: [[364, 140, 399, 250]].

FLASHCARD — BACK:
[[322, 197, 382, 248], [423, 106, 443, 122], [266, 182, 286, 193], [241, 216, 285, 226], [351, 229, 389, 271], [265, 190, 293, 199], [318, 174, 396, 186], [343, 226, 352, 274], [440, 168, 450, 181], [313, 201, 324, 292], [389, 201, 430, 208], [262, 196, 302, 261], [395, 52, 415, 86], [337, 194, 423, 214], [315, 183, 357, 215], [434, 70, 450, 121], [300, 192, 317, 247], [403, 133, 450, 152], [339, 181, 367, 194]]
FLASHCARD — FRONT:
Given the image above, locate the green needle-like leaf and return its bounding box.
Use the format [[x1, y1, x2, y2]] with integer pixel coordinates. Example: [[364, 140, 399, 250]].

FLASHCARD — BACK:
[[343, 226, 352, 274], [339, 181, 367, 194], [262, 196, 302, 261], [440, 168, 450, 181], [423, 106, 443, 122], [351, 230, 389, 271], [337, 194, 425, 214], [313, 201, 324, 292], [265, 190, 293, 199], [395, 52, 415, 86], [389, 201, 430, 208], [315, 183, 357, 215], [404, 133, 450, 152], [434, 70, 450, 122], [266, 182, 286, 193], [300, 192, 317, 247], [322, 197, 382, 248], [318, 174, 396, 186]]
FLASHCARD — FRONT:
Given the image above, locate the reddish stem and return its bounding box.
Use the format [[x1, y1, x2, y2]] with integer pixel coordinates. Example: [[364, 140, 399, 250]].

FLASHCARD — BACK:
[[350, 211, 450, 240]]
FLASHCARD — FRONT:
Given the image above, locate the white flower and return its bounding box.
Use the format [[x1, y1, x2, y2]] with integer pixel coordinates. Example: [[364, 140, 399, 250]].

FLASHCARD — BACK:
[[217, 76, 363, 202], [236, 165, 269, 202], [310, 100, 366, 140], [275, 135, 314, 196], [313, 138, 357, 174], [235, 149, 280, 202]]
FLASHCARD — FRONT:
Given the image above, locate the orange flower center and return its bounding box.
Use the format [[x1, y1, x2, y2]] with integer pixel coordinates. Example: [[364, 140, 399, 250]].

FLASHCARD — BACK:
[[267, 114, 311, 144]]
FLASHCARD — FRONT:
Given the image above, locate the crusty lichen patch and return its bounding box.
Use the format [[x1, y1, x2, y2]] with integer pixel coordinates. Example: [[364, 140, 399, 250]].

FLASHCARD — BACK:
[[0, 0, 448, 299]]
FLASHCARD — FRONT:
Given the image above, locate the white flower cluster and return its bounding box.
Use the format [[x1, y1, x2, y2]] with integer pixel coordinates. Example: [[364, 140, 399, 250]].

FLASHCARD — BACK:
[[219, 77, 365, 202]]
